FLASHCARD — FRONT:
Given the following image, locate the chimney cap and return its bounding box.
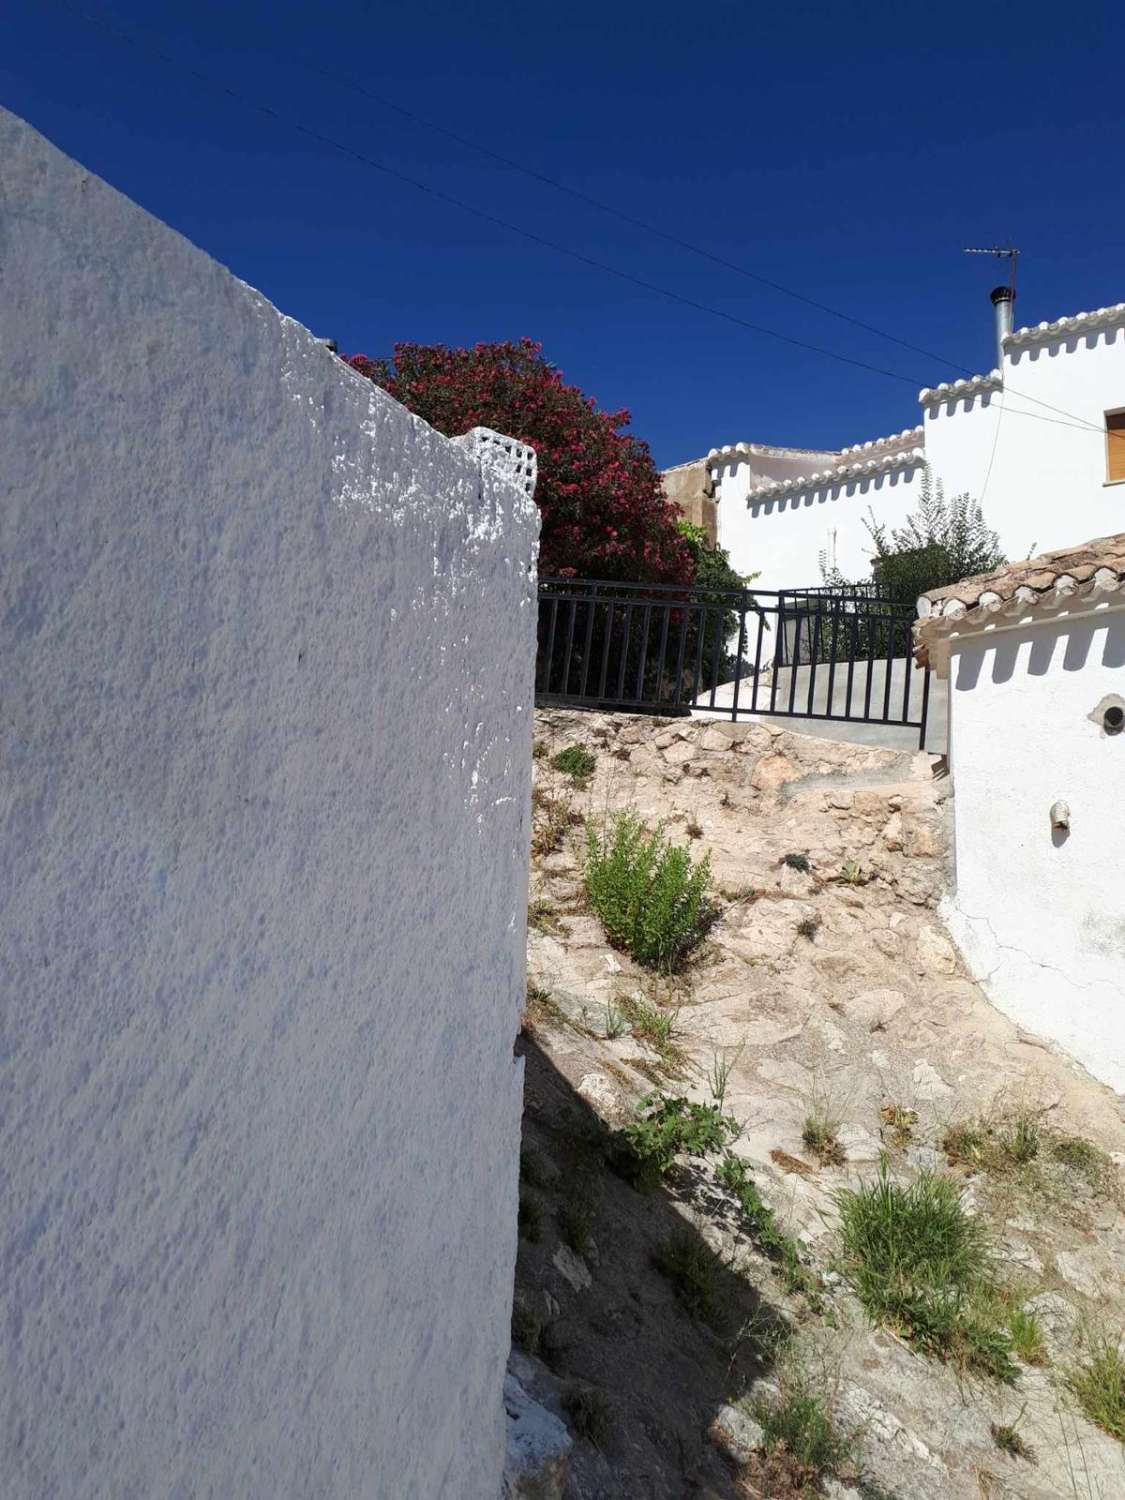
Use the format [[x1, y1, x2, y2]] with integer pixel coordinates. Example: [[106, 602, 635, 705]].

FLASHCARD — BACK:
[[989, 285, 1016, 305]]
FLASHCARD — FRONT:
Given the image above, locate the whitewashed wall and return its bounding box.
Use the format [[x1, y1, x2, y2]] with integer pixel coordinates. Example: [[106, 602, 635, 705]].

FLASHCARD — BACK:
[[713, 453, 924, 591], [942, 605, 1125, 1091], [923, 323, 1125, 564], [0, 107, 537, 1499]]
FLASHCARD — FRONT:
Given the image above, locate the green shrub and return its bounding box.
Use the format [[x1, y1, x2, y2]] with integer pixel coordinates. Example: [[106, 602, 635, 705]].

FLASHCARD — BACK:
[[586, 812, 715, 970], [754, 1378, 854, 1478], [1068, 1338, 1125, 1442], [565, 1385, 613, 1447], [551, 744, 597, 784], [623, 1093, 737, 1187], [783, 852, 811, 873], [717, 1153, 813, 1295], [835, 1162, 1018, 1381]]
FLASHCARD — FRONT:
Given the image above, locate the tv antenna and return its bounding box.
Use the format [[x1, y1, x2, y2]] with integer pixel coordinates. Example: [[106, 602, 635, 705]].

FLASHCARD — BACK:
[[964, 244, 1020, 297]]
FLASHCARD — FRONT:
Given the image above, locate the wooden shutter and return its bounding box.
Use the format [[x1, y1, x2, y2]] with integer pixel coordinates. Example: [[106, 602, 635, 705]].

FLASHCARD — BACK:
[[1109, 410, 1125, 483]]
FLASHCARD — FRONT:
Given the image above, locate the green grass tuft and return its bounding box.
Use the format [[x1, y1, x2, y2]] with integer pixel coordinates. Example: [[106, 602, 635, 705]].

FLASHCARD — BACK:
[[653, 1228, 723, 1327], [1068, 1337, 1125, 1442], [835, 1161, 1019, 1381], [565, 1385, 613, 1447], [550, 744, 597, 784], [753, 1378, 854, 1479]]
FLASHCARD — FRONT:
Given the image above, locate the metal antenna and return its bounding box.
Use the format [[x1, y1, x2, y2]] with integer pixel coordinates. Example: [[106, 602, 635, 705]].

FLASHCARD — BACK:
[[964, 245, 1020, 297]]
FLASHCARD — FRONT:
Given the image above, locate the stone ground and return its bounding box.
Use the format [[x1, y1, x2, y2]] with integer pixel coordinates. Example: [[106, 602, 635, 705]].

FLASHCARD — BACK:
[[508, 708, 1125, 1500]]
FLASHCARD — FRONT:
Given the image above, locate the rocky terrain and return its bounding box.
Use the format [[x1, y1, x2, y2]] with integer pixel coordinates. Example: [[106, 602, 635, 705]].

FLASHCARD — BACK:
[[505, 709, 1125, 1500]]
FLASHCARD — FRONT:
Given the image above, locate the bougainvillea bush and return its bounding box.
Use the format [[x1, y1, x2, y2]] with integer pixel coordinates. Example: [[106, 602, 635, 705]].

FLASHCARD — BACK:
[[344, 339, 692, 584]]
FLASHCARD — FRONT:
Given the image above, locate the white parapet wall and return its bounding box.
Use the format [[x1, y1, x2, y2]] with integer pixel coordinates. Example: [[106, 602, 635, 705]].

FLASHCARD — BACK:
[[0, 107, 538, 1498]]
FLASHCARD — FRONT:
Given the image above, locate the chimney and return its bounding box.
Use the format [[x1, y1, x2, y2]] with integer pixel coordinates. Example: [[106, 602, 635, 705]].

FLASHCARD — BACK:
[[989, 285, 1015, 369]]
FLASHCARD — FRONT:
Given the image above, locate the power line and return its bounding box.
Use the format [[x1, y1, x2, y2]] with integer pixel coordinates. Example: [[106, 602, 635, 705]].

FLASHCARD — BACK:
[[40, 1, 1125, 453]]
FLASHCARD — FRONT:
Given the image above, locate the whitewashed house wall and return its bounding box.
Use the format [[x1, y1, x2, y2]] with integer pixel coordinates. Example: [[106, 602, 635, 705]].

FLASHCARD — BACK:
[[699, 303, 1125, 593], [919, 564, 1125, 1094], [1, 107, 537, 1500]]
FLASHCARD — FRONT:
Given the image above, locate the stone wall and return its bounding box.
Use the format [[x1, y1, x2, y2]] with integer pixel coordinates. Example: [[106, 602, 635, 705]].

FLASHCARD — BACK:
[[0, 107, 537, 1499]]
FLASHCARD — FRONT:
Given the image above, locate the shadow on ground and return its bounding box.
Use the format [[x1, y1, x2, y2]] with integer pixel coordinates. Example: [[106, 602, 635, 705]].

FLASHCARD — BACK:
[[513, 1033, 788, 1499]]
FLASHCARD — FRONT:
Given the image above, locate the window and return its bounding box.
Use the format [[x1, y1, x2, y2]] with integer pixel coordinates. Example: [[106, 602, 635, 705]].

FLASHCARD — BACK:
[[1108, 409, 1125, 484]]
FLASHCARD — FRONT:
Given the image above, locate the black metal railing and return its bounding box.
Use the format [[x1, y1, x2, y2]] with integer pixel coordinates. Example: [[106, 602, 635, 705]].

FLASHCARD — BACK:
[[536, 577, 930, 747]]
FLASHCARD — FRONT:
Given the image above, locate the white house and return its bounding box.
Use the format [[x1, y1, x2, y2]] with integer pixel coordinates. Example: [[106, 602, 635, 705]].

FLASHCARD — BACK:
[[915, 536, 1125, 1093], [680, 293, 1125, 593]]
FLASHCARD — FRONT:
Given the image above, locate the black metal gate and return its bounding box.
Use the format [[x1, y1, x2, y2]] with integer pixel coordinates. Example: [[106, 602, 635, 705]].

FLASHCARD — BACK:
[[536, 577, 930, 748]]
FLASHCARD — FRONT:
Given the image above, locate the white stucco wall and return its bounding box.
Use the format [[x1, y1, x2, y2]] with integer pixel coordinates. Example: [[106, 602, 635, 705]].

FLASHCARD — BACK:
[[924, 323, 1125, 563], [942, 604, 1125, 1092], [1, 107, 537, 1499], [713, 454, 924, 591]]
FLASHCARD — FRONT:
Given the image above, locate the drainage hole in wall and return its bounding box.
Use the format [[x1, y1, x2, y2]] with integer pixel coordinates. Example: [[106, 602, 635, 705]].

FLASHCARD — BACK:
[[1105, 705, 1125, 735]]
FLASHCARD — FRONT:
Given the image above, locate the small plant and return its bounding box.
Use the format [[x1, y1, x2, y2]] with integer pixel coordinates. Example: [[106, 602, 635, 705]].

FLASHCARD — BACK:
[[708, 1044, 744, 1111], [1007, 1306, 1047, 1366], [586, 811, 716, 970], [753, 1376, 854, 1483], [838, 859, 869, 886], [518, 1191, 544, 1243], [879, 1103, 918, 1148], [685, 817, 704, 840], [835, 1161, 1018, 1381], [527, 896, 568, 935], [532, 739, 548, 760], [718, 1153, 813, 1296], [783, 852, 811, 873], [627, 998, 678, 1053], [623, 1092, 737, 1187], [803, 1112, 846, 1167], [991, 1412, 1035, 1461], [603, 1001, 628, 1040], [558, 1190, 597, 1256], [1051, 1133, 1118, 1194], [1000, 1114, 1041, 1166], [565, 1385, 613, 1448], [796, 916, 820, 941], [654, 1228, 722, 1327], [531, 787, 580, 857], [551, 744, 597, 785], [511, 1300, 542, 1354], [1068, 1337, 1125, 1443]]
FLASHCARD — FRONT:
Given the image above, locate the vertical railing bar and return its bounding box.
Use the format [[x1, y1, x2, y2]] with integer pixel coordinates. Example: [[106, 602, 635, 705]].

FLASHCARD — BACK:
[[844, 611, 858, 718], [597, 602, 615, 702], [673, 604, 691, 708], [708, 607, 724, 710], [901, 611, 913, 723], [749, 607, 765, 713], [635, 603, 653, 702], [653, 603, 671, 709], [863, 603, 877, 719], [616, 604, 634, 702], [730, 593, 747, 721], [806, 605, 822, 715], [825, 602, 840, 719], [578, 595, 596, 698], [689, 605, 706, 707], [882, 612, 895, 723], [769, 598, 782, 714], [561, 598, 578, 698], [787, 607, 802, 715], [918, 662, 932, 750], [543, 596, 559, 696]]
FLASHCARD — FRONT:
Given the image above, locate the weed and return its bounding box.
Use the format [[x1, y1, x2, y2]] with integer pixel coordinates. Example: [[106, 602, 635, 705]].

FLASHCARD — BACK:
[[558, 1181, 598, 1256], [653, 1228, 722, 1326], [522, 981, 573, 1036], [753, 1376, 854, 1482], [796, 916, 820, 941], [707, 1044, 744, 1111], [1001, 1114, 1041, 1165], [550, 744, 597, 785], [838, 859, 869, 886], [803, 1112, 846, 1167], [531, 787, 580, 857], [623, 1092, 737, 1187], [511, 1301, 541, 1355], [835, 1161, 1018, 1381], [879, 1104, 918, 1148], [1008, 1305, 1047, 1366], [991, 1412, 1035, 1461], [565, 1385, 613, 1447], [518, 1192, 544, 1243], [603, 1002, 628, 1040], [718, 1153, 814, 1296], [527, 896, 568, 936], [626, 998, 678, 1053], [586, 811, 716, 970], [1068, 1337, 1125, 1442], [685, 817, 704, 840], [719, 883, 758, 904], [1051, 1133, 1119, 1195], [532, 739, 548, 760], [783, 852, 811, 873]]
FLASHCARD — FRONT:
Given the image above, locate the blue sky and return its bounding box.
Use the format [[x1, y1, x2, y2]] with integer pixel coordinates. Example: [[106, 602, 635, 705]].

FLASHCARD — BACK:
[[5, 0, 1123, 468]]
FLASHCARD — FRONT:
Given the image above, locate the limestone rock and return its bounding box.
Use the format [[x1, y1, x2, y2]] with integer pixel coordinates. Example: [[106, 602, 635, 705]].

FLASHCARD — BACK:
[[709, 1403, 764, 1464], [750, 753, 798, 792], [552, 1243, 592, 1293], [911, 1060, 953, 1100], [916, 926, 957, 974], [845, 988, 907, 1029], [503, 1369, 572, 1500]]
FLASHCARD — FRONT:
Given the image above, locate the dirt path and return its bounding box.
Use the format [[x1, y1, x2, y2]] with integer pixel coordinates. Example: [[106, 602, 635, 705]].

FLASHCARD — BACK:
[[514, 709, 1125, 1499]]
